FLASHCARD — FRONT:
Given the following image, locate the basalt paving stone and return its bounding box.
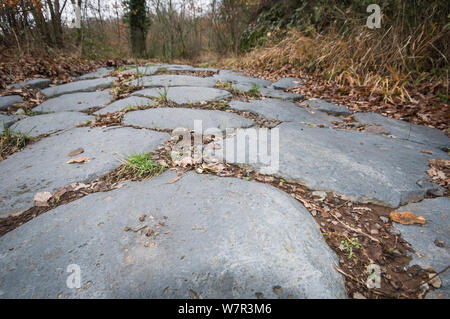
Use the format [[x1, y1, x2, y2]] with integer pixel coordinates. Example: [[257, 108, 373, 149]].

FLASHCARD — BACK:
[[11, 78, 51, 89], [272, 77, 303, 90], [41, 77, 117, 97], [354, 112, 450, 151], [205, 122, 448, 207], [392, 198, 450, 299], [33, 91, 113, 113], [123, 107, 254, 131], [94, 96, 155, 115], [0, 95, 23, 111], [214, 70, 271, 87], [130, 75, 218, 88], [10, 112, 94, 137], [0, 127, 169, 217], [229, 99, 340, 126], [301, 98, 352, 116], [131, 87, 232, 104], [74, 68, 114, 80], [0, 171, 346, 298], [231, 83, 302, 101]]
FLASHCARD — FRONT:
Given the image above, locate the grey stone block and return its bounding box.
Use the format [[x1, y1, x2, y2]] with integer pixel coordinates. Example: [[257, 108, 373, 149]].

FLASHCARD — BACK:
[[0, 171, 346, 298]]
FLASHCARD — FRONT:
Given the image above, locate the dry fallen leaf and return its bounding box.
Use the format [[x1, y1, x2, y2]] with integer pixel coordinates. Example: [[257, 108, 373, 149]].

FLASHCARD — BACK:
[[420, 150, 432, 155], [389, 211, 426, 225], [66, 156, 89, 164], [67, 147, 84, 157], [34, 191, 52, 207]]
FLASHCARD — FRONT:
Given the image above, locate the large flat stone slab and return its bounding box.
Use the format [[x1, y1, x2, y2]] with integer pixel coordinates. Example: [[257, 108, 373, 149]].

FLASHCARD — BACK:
[[10, 112, 94, 137], [301, 98, 352, 116], [11, 78, 51, 89], [34, 91, 113, 113], [355, 112, 450, 151], [214, 70, 271, 87], [392, 198, 450, 299], [75, 68, 113, 80], [0, 171, 346, 298], [0, 95, 23, 110], [41, 77, 117, 97], [229, 99, 340, 125], [132, 87, 232, 104], [94, 96, 155, 115], [0, 127, 169, 217], [124, 107, 254, 131], [130, 75, 217, 88], [206, 123, 449, 207]]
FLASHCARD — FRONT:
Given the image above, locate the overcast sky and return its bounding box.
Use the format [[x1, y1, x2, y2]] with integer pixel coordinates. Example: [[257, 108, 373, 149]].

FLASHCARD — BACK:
[[59, 0, 214, 24]]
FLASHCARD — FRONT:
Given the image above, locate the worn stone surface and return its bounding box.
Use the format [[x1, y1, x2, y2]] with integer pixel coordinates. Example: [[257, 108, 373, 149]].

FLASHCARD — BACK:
[[206, 122, 448, 207], [41, 77, 117, 97], [229, 99, 340, 125], [0, 171, 346, 298], [259, 87, 303, 101], [301, 98, 352, 116], [94, 96, 155, 115], [120, 66, 158, 76], [75, 68, 113, 80], [0, 127, 169, 217], [11, 78, 51, 89], [392, 198, 450, 299], [214, 70, 271, 87], [231, 83, 302, 100], [130, 75, 217, 88], [34, 91, 113, 113], [124, 107, 254, 131], [355, 112, 450, 151], [10, 112, 94, 137], [0, 95, 23, 110], [0, 113, 26, 132], [132, 87, 232, 104], [272, 77, 303, 90]]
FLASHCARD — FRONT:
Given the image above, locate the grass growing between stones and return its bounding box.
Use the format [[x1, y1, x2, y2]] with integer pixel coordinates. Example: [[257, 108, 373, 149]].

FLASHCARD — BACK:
[[0, 126, 33, 161], [118, 153, 167, 180]]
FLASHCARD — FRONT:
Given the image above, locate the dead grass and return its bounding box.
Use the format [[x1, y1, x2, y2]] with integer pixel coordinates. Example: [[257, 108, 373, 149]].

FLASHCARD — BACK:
[[0, 127, 33, 161], [222, 27, 448, 104]]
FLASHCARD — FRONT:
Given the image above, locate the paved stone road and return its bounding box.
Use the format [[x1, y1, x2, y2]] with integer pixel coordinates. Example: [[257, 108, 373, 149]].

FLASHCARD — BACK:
[[0, 64, 448, 298]]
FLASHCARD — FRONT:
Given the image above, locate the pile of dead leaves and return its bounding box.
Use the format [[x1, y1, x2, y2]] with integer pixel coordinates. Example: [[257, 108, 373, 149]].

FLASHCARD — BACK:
[[0, 48, 127, 90], [426, 159, 450, 193]]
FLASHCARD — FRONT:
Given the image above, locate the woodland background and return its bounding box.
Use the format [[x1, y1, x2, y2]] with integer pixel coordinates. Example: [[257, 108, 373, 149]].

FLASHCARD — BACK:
[[0, 0, 448, 128]]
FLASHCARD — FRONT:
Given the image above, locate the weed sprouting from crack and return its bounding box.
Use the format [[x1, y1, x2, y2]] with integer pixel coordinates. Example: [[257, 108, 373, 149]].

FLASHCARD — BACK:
[[0, 126, 34, 161], [118, 153, 167, 180]]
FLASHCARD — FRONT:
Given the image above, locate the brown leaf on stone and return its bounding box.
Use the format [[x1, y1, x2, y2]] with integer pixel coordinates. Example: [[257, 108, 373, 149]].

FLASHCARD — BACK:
[[420, 150, 432, 155], [66, 156, 89, 164], [67, 147, 84, 157], [364, 124, 390, 135], [389, 211, 426, 225], [34, 191, 52, 207]]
